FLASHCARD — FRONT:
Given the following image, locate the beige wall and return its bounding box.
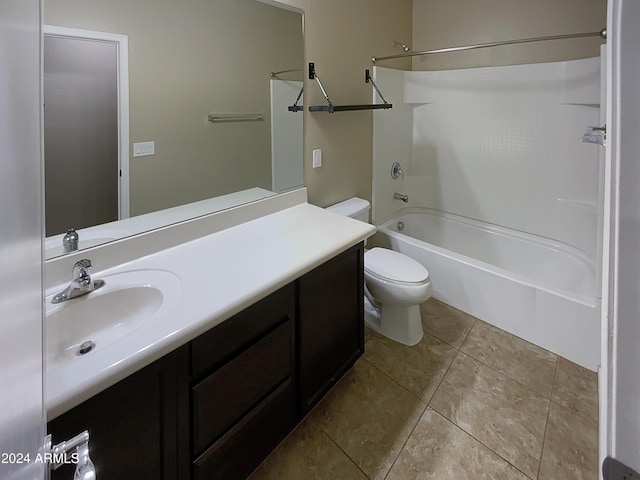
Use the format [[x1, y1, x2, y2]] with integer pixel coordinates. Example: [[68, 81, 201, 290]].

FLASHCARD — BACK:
[[45, 0, 302, 216], [276, 0, 413, 207], [412, 0, 606, 70]]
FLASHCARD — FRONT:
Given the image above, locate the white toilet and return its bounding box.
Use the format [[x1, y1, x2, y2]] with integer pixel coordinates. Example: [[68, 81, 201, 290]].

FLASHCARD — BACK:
[[326, 197, 432, 346]]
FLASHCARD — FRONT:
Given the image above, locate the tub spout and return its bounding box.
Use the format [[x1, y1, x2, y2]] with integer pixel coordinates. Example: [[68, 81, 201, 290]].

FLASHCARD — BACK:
[[394, 192, 408, 203]]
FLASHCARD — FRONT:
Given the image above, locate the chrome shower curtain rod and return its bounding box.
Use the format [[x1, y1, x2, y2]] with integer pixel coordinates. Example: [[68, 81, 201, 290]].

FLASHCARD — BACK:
[[372, 29, 607, 63], [270, 68, 303, 77]]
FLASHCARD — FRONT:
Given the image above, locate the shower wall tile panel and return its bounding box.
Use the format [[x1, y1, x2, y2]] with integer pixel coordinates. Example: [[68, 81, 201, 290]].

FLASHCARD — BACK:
[[373, 58, 601, 258]]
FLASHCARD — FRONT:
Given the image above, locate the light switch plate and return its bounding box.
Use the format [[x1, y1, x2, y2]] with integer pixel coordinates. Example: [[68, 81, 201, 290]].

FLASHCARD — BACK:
[[312, 149, 322, 168], [133, 141, 155, 157]]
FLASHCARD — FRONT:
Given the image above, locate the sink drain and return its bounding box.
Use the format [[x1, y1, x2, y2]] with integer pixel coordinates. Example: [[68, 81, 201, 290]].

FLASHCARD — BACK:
[[76, 341, 96, 356]]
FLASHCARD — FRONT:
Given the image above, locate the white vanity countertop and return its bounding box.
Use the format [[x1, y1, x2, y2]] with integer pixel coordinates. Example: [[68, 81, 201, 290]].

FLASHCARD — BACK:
[[46, 202, 376, 419]]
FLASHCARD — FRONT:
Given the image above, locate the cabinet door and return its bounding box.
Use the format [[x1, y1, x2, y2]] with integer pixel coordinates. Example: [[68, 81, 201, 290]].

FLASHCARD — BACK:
[[297, 243, 364, 413], [48, 348, 188, 480]]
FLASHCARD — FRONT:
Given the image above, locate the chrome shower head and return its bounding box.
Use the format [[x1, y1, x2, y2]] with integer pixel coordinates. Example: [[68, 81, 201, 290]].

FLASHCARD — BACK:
[[392, 41, 411, 53]]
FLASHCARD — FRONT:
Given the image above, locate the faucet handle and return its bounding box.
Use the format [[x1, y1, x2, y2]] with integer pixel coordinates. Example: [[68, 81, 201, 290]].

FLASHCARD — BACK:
[[74, 259, 92, 268], [391, 162, 404, 180], [72, 259, 93, 285], [73, 259, 92, 273]]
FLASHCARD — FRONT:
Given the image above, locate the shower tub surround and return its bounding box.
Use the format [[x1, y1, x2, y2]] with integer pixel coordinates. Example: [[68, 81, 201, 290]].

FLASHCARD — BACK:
[[372, 58, 602, 370]]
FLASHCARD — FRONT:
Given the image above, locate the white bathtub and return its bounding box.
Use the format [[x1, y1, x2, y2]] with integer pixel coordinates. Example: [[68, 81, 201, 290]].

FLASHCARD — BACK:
[[376, 208, 600, 370]]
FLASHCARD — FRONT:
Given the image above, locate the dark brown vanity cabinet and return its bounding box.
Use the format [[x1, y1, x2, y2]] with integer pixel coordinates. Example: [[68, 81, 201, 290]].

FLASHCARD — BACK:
[[47, 242, 364, 480], [297, 243, 365, 414]]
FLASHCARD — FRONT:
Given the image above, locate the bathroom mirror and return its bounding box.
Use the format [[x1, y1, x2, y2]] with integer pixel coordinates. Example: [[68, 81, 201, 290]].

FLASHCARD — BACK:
[[43, 0, 304, 259]]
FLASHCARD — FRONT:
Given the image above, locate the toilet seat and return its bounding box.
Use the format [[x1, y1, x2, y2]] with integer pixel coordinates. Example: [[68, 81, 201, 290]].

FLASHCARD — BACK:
[[365, 248, 429, 285]]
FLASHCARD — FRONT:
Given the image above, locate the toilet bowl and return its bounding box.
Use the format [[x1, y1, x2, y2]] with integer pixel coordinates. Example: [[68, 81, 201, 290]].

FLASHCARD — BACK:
[[326, 198, 433, 346], [364, 247, 432, 345]]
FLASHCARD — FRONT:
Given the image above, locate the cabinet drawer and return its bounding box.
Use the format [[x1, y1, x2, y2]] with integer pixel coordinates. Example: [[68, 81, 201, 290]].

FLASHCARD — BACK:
[[193, 378, 295, 480], [192, 319, 292, 454], [191, 283, 295, 380]]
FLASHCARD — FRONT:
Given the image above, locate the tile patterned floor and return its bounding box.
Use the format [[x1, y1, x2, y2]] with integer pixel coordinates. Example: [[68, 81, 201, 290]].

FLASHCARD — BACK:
[[249, 299, 599, 480]]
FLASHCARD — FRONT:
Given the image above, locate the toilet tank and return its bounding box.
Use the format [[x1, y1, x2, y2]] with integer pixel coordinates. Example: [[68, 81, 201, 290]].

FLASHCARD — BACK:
[[325, 197, 370, 223]]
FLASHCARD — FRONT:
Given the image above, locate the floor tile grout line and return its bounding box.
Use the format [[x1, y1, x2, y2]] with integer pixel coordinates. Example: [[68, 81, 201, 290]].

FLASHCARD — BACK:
[[354, 358, 431, 480], [424, 346, 464, 410], [456, 315, 478, 349], [360, 356, 430, 406], [316, 360, 428, 480], [362, 320, 467, 478], [547, 358, 599, 425], [421, 322, 473, 351], [381, 401, 429, 480], [427, 306, 598, 417], [535, 358, 559, 479], [430, 350, 550, 479], [549, 354, 559, 401], [469, 316, 561, 356], [418, 311, 472, 406], [456, 318, 560, 399], [455, 347, 556, 400], [319, 429, 373, 480], [548, 397, 599, 425], [421, 309, 478, 350], [449, 309, 566, 400], [429, 405, 538, 480], [365, 324, 464, 420]]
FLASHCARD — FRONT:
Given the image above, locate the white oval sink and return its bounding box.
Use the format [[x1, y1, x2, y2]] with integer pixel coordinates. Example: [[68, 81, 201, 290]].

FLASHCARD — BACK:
[[45, 270, 181, 366]]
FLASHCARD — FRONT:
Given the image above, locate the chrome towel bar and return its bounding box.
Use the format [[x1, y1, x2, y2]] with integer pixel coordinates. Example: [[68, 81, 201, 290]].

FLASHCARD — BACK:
[[207, 113, 263, 122]]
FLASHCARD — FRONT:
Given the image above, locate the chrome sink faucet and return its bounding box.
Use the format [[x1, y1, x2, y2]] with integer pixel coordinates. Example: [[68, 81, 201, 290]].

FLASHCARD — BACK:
[[52, 259, 105, 304]]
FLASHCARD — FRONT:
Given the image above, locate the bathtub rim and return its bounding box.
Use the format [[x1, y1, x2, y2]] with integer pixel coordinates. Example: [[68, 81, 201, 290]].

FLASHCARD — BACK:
[[376, 207, 599, 308]]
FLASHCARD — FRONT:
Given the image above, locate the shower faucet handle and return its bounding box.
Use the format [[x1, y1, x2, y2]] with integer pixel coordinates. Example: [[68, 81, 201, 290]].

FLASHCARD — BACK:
[[391, 162, 404, 179]]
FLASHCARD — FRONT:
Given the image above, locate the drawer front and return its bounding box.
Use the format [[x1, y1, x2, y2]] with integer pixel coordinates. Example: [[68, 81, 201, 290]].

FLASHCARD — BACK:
[[192, 319, 292, 454], [191, 283, 295, 380], [193, 378, 295, 480]]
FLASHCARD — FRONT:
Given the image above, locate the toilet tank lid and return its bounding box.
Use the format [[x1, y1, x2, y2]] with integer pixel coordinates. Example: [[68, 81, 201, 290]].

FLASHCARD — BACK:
[[325, 197, 370, 218]]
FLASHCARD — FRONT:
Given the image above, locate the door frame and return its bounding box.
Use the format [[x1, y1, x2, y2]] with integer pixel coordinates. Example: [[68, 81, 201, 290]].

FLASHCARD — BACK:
[[600, 0, 640, 475], [43, 25, 130, 219]]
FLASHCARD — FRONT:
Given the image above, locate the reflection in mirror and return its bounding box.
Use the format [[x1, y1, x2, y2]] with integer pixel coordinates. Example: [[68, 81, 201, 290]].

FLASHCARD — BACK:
[[43, 0, 304, 259]]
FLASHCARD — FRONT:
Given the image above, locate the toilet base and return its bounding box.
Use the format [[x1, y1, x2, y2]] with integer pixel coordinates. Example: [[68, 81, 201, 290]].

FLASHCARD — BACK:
[[365, 303, 424, 346]]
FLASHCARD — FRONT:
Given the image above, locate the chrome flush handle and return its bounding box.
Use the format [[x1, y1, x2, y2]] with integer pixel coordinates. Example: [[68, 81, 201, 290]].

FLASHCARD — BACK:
[[582, 125, 606, 146]]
